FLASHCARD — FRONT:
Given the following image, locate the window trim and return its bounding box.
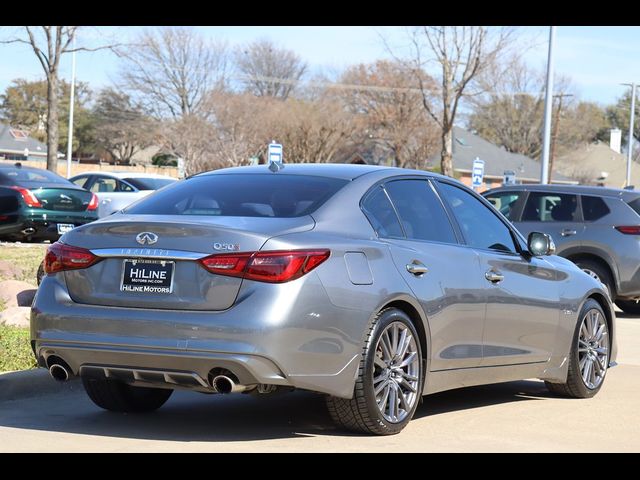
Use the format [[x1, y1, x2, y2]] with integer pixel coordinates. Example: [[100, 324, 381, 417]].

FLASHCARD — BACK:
[[360, 184, 406, 240], [359, 175, 464, 246], [433, 179, 527, 257]]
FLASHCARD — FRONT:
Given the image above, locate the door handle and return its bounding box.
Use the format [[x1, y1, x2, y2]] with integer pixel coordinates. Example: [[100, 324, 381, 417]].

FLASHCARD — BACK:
[[561, 229, 577, 237], [406, 261, 428, 276], [485, 270, 504, 283]]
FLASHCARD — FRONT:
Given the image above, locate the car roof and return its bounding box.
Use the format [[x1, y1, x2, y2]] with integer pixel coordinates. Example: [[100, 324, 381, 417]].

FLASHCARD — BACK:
[[484, 183, 640, 201], [73, 171, 176, 180], [198, 163, 453, 182]]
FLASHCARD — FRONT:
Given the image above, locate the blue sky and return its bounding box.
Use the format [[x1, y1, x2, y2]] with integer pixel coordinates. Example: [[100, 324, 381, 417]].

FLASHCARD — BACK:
[[1, 26, 640, 106]]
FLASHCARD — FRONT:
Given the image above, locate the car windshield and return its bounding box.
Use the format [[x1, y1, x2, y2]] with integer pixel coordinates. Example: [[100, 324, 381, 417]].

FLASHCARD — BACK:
[[123, 177, 176, 190], [124, 174, 348, 218], [0, 167, 72, 187]]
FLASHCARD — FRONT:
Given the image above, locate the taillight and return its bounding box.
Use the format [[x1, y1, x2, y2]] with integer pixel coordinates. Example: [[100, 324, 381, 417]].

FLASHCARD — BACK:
[[199, 249, 330, 283], [44, 242, 101, 274], [10, 186, 42, 208], [615, 225, 640, 235], [86, 193, 99, 211]]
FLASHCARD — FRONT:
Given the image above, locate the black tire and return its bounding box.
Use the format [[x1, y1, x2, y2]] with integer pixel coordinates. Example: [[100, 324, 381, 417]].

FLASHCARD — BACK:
[[36, 261, 45, 286], [572, 259, 614, 299], [614, 299, 640, 315], [326, 308, 424, 435], [545, 298, 609, 398], [81, 376, 173, 413]]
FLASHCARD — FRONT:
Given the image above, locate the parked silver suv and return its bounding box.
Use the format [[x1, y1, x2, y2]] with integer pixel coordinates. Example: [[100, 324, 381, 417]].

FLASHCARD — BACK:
[[484, 184, 640, 314]]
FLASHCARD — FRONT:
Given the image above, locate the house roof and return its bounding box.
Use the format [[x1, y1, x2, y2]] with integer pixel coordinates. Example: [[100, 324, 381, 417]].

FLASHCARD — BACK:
[[441, 126, 574, 183], [0, 123, 48, 156], [554, 141, 640, 188]]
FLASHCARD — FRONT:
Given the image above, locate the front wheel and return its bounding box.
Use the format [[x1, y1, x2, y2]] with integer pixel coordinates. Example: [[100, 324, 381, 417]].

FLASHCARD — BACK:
[[545, 299, 609, 398], [82, 376, 173, 413], [326, 308, 424, 435]]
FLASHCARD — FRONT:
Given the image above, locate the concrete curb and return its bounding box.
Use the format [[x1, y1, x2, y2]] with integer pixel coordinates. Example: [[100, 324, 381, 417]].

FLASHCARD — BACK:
[[0, 368, 80, 402]]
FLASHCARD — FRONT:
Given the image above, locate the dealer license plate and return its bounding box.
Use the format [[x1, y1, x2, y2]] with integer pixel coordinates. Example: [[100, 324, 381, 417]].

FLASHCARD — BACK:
[[57, 223, 75, 234], [120, 259, 175, 294]]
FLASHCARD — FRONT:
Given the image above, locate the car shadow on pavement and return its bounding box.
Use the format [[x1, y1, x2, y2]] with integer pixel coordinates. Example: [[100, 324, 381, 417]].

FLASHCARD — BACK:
[[0, 379, 554, 442]]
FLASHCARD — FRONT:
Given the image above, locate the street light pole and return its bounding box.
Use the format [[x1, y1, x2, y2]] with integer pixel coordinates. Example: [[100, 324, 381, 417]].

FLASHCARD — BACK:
[[66, 37, 76, 179], [626, 83, 636, 187], [540, 26, 556, 184]]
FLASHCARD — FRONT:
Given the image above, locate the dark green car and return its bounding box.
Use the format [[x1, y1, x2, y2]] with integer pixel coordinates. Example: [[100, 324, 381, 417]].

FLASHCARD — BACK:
[[0, 162, 98, 242]]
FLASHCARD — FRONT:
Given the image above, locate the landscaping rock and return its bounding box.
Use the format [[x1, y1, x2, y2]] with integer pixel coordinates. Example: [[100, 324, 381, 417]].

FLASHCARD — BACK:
[[0, 260, 24, 281], [0, 280, 38, 308], [0, 306, 30, 328]]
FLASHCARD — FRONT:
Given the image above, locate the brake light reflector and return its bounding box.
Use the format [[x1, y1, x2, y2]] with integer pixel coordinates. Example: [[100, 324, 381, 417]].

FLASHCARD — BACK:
[[199, 250, 330, 283], [87, 193, 99, 211], [615, 225, 640, 235], [10, 186, 42, 208], [44, 242, 101, 274]]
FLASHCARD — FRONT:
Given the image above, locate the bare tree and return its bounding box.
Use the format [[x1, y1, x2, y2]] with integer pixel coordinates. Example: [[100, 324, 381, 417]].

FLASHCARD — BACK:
[[396, 26, 514, 176], [340, 60, 439, 169], [236, 39, 307, 100], [117, 27, 229, 119], [1, 26, 117, 171]]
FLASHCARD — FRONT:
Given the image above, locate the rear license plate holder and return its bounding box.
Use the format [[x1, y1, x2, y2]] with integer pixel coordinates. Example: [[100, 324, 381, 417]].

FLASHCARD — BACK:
[[120, 259, 175, 294], [56, 223, 75, 234]]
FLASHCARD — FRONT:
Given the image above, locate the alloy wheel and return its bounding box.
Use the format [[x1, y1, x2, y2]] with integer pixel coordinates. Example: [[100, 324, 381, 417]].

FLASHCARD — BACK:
[[372, 321, 420, 423], [578, 308, 609, 389]]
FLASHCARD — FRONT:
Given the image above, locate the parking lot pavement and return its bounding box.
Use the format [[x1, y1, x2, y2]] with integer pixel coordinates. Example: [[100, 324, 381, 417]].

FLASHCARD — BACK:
[[1, 313, 639, 452]]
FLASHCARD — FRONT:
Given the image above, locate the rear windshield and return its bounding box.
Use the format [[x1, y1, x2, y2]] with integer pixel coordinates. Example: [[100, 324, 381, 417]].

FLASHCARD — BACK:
[[124, 174, 349, 218], [0, 167, 71, 186], [123, 177, 175, 190], [626, 197, 640, 217]]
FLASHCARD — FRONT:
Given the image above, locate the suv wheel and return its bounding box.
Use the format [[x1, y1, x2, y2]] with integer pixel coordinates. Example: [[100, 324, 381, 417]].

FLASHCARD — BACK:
[[573, 259, 613, 299], [326, 308, 424, 435]]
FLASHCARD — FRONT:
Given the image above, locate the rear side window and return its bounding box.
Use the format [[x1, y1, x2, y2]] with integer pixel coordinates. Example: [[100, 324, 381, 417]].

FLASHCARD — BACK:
[[626, 197, 640, 217], [124, 178, 175, 190], [384, 179, 457, 244], [125, 174, 348, 218], [361, 187, 403, 238], [484, 191, 522, 221], [522, 192, 579, 222], [582, 195, 610, 221]]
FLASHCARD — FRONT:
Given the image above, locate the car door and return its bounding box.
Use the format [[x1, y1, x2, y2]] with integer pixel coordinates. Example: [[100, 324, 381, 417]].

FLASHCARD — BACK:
[[436, 181, 561, 366], [516, 191, 585, 254], [365, 178, 486, 371]]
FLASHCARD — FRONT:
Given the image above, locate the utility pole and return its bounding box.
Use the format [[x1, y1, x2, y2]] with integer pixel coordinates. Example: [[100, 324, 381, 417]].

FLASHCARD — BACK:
[[540, 26, 556, 184], [548, 93, 573, 183], [66, 36, 76, 179], [621, 83, 637, 187]]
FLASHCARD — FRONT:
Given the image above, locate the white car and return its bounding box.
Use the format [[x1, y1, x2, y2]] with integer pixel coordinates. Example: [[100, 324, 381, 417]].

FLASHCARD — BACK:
[[69, 171, 177, 217]]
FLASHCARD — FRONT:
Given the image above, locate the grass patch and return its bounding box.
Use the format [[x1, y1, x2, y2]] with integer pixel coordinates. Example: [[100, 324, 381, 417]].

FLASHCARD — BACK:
[[0, 324, 36, 372], [0, 244, 47, 284]]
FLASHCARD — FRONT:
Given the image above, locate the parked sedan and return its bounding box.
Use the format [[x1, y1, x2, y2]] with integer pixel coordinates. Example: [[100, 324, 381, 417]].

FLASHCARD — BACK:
[[0, 162, 98, 242], [32, 164, 616, 435], [69, 171, 176, 217]]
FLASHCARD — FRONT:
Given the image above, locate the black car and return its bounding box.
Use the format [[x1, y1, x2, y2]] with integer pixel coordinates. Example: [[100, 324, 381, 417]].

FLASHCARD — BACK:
[[0, 162, 98, 242]]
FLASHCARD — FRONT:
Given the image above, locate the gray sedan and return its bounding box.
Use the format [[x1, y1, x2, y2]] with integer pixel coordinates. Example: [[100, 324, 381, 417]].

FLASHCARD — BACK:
[[32, 164, 617, 435]]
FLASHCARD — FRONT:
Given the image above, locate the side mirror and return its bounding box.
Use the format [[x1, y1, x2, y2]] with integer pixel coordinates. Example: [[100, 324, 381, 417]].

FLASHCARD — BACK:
[[528, 232, 556, 256]]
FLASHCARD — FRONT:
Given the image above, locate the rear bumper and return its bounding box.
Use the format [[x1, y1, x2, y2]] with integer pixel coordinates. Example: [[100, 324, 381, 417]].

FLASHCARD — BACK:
[[0, 211, 97, 240], [31, 273, 370, 398]]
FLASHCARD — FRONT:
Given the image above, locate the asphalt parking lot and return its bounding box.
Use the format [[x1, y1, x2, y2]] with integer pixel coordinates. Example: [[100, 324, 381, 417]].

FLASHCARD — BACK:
[[1, 310, 639, 452]]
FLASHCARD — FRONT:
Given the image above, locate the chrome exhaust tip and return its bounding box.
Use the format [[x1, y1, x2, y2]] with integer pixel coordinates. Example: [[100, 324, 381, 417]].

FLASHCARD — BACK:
[[21, 227, 36, 236], [49, 364, 70, 382], [212, 374, 249, 394]]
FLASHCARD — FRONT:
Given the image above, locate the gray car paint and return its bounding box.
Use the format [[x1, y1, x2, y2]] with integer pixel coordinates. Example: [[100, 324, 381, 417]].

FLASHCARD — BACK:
[[484, 184, 640, 299], [31, 164, 617, 401]]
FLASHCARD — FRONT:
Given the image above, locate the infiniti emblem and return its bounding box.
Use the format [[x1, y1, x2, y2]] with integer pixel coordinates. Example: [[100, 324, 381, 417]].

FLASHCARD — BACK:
[[136, 232, 158, 245]]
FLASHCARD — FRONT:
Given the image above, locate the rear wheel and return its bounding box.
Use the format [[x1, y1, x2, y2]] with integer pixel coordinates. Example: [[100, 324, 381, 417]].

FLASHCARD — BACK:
[[614, 299, 640, 315], [326, 308, 424, 435], [573, 259, 613, 299], [81, 376, 173, 413], [545, 299, 609, 398]]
